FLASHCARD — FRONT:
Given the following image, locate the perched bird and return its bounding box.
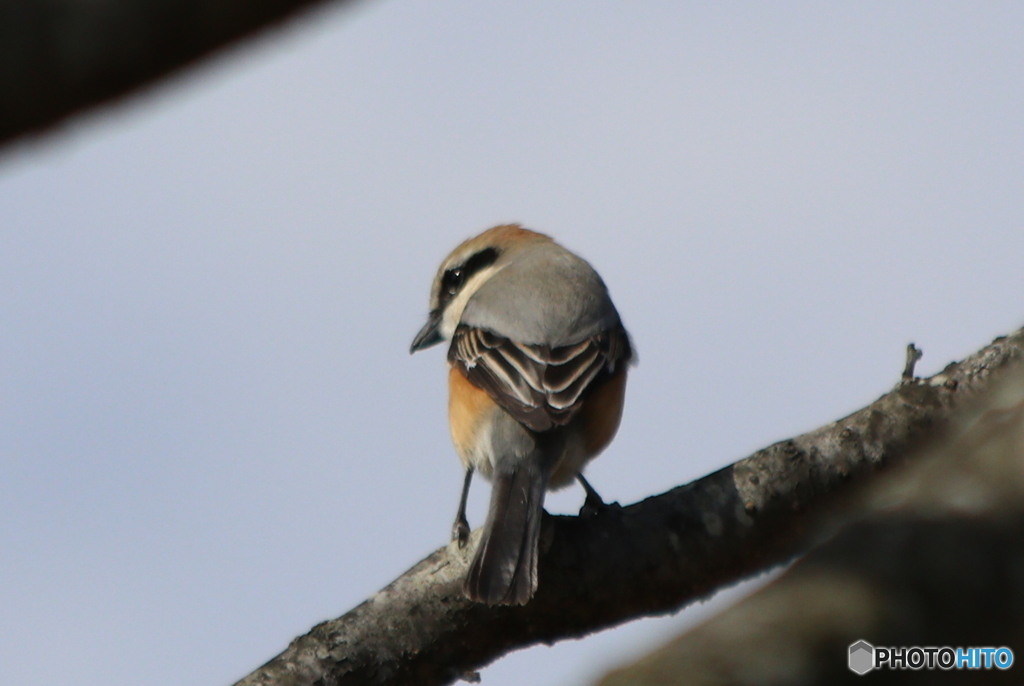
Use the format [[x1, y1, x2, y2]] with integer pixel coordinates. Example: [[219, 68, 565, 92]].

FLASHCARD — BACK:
[[410, 225, 633, 605]]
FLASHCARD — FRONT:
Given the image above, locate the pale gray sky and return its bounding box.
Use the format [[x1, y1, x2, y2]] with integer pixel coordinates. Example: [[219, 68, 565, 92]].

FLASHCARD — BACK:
[[2, 2, 1023, 685]]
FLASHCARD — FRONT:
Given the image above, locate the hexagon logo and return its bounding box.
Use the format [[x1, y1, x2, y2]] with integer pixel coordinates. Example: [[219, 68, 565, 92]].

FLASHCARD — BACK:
[[849, 640, 875, 675]]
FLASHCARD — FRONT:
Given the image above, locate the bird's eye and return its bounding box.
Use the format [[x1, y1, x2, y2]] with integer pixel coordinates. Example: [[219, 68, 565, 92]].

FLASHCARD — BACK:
[[441, 267, 463, 300], [438, 248, 497, 307], [446, 268, 463, 296]]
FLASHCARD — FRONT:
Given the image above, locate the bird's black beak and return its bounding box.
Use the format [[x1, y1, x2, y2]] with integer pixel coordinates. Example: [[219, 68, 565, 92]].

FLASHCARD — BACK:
[[410, 310, 444, 353]]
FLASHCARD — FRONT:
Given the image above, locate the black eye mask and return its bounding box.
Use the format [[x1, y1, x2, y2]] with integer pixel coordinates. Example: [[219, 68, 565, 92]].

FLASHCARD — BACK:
[[439, 247, 499, 308]]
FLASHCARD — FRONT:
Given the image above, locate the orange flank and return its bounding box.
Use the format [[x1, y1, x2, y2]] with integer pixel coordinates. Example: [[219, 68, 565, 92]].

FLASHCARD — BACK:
[[447, 366, 498, 469], [581, 367, 627, 456]]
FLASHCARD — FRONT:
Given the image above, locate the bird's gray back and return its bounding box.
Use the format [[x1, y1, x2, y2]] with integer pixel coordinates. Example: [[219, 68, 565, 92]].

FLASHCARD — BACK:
[[461, 243, 620, 346]]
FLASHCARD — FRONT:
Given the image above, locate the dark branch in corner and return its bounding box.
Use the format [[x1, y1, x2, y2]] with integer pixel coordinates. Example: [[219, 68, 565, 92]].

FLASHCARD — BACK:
[[233, 326, 1024, 686], [0, 0, 359, 148]]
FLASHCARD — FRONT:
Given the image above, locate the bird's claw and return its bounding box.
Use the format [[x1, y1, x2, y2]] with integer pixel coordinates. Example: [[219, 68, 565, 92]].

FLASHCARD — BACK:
[[452, 517, 471, 548]]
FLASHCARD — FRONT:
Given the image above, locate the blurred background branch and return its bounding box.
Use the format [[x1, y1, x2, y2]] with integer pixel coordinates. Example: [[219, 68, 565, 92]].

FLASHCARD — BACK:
[[0, 0, 355, 147]]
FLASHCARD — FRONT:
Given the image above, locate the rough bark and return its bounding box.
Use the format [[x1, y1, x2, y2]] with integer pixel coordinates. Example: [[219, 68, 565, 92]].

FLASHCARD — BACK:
[[599, 365, 1024, 685], [233, 326, 1024, 686], [0, 0, 356, 147]]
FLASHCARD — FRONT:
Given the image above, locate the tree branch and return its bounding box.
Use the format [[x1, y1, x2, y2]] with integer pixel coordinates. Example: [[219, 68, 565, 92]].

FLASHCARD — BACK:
[[599, 365, 1024, 685], [234, 326, 1024, 686], [0, 0, 357, 148]]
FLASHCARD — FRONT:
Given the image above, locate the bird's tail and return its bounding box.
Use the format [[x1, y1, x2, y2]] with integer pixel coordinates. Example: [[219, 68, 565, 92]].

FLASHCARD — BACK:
[[464, 466, 547, 605]]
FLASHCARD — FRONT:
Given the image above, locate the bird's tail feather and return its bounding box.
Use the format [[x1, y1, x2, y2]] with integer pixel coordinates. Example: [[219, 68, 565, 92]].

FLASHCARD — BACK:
[[464, 467, 546, 605]]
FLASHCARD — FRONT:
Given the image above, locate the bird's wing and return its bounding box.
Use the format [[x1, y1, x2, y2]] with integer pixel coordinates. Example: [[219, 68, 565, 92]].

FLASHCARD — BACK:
[[449, 325, 631, 432]]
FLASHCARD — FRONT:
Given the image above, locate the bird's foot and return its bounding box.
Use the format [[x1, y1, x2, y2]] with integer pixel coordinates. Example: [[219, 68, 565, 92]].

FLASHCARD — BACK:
[[452, 514, 471, 548], [577, 473, 618, 517]]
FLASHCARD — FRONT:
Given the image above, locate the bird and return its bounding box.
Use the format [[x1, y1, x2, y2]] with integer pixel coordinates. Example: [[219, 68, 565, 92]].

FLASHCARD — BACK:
[[410, 224, 633, 605]]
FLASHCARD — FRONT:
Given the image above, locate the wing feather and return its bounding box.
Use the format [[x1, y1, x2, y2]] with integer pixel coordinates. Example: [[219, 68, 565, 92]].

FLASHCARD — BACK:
[[449, 325, 632, 432]]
